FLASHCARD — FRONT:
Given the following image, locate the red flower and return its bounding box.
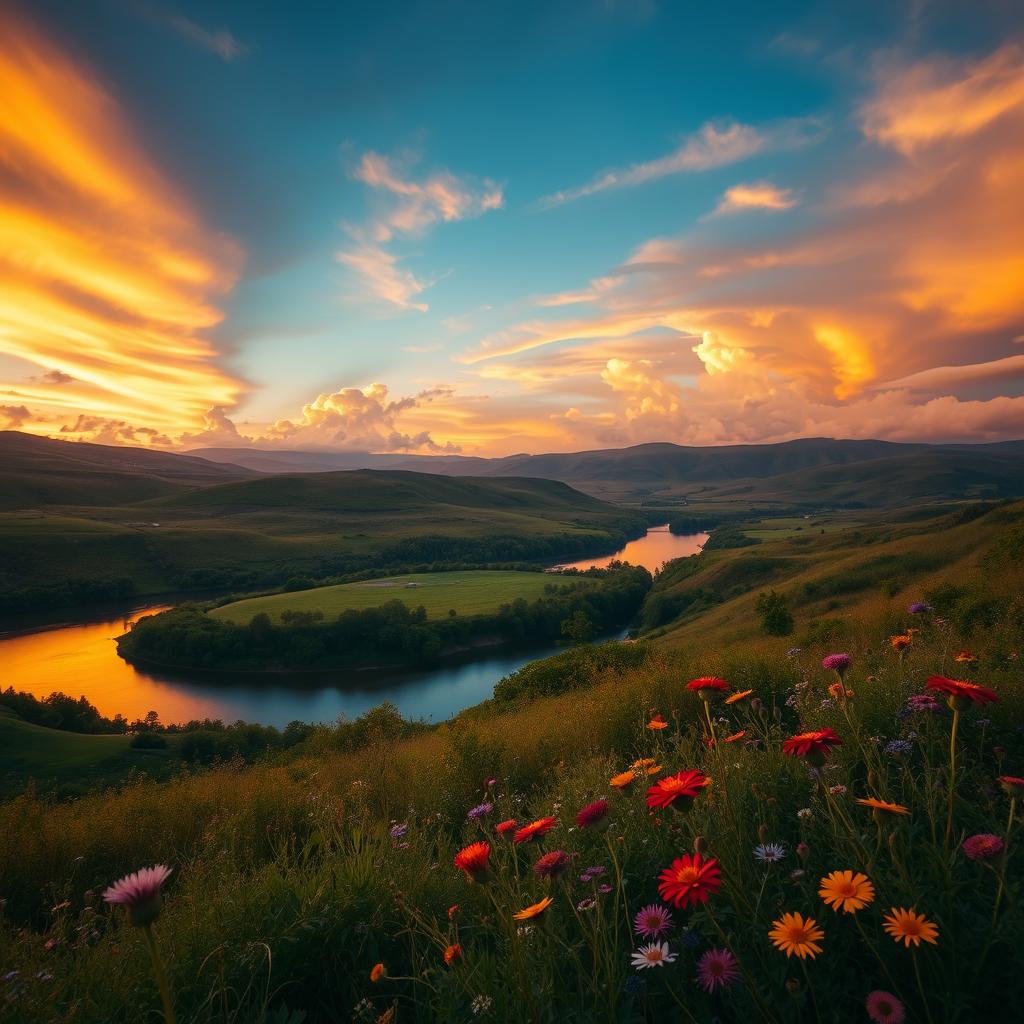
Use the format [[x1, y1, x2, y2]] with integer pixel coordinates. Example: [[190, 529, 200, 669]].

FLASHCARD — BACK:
[[453, 841, 491, 883], [926, 676, 998, 707], [575, 799, 610, 830], [998, 775, 1024, 797], [495, 819, 518, 836], [782, 728, 842, 761], [513, 817, 558, 844], [658, 853, 722, 908], [646, 770, 711, 811], [443, 943, 463, 966], [533, 850, 572, 879], [687, 676, 730, 698]]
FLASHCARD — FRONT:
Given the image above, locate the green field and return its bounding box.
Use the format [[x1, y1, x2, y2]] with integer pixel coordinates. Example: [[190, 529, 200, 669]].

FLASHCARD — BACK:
[[742, 514, 863, 540], [209, 570, 580, 624]]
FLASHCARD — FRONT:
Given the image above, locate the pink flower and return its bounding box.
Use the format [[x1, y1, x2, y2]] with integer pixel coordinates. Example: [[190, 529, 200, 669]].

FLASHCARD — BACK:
[[866, 990, 905, 1024], [962, 833, 1005, 861], [575, 799, 610, 830], [533, 850, 572, 879], [633, 903, 673, 939], [103, 865, 173, 927], [696, 948, 739, 993]]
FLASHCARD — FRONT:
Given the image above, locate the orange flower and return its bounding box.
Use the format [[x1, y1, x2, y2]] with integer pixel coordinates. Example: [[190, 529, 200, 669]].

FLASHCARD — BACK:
[[513, 896, 553, 921], [890, 634, 912, 651], [782, 728, 842, 763], [443, 944, 462, 966], [370, 963, 386, 982], [495, 819, 518, 837], [632, 757, 657, 770], [646, 770, 711, 811], [819, 870, 875, 913], [512, 817, 557, 844], [453, 841, 492, 883], [647, 714, 669, 730], [926, 675, 998, 707], [722, 730, 746, 743], [657, 853, 722, 908], [828, 682, 854, 699], [882, 908, 939, 948], [610, 770, 636, 790], [769, 912, 824, 959], [856, 797, 910, 816], [954, 649, 977, 664], [724, 689, 753, 705]]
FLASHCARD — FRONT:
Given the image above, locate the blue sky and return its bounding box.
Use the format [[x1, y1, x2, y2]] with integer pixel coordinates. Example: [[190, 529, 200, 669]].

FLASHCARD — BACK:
[[3, 0, 1024, 452]]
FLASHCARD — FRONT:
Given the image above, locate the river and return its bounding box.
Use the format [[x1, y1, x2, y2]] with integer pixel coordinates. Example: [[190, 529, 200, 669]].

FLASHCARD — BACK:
[[0, 527, 707, 727]]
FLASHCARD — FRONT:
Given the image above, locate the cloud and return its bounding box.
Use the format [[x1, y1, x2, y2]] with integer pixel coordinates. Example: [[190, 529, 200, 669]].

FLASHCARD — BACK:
[[539, 117, 822, 207], [339, 152, 502, 311], [0, 9, 245, 445], [131, 2, 248, 61], [709, 181, 798, 217], [0, 405, 32, 429]]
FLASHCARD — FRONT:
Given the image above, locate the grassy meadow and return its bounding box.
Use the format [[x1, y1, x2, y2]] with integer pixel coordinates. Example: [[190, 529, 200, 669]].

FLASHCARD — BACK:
[[1, 500, 1022, 1022], [209, 571, 574, 625]]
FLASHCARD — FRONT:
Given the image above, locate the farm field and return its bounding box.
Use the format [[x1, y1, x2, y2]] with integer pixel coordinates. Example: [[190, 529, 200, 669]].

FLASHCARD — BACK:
[[209, 570, 582, 624]]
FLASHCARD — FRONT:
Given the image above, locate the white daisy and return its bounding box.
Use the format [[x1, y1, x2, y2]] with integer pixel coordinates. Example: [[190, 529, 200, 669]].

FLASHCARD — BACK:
[[631, 941, 677, 969]]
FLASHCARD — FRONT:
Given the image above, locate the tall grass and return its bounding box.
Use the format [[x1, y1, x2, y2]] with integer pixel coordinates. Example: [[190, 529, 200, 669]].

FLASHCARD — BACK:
[[0, 600, 1021, 1022]]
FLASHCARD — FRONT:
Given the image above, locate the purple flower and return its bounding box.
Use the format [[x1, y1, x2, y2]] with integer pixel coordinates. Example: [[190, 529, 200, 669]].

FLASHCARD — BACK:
[[597, 883, 613, 895], [467, 802, 494, 821], [822, 653, 852, 676], [696, 948, 739, 993], [389, 823, 409, 839], [905, 693, 943, 715], [102, 865, 172, 927], [908, 602, 934, 614], [577, 897, 597, 912], [962, 833, 1005, 861], [754, 842, 787, 864], [633, 903, 673, 938], [884, 739, 913, 758], [579, 865, 607, 883]]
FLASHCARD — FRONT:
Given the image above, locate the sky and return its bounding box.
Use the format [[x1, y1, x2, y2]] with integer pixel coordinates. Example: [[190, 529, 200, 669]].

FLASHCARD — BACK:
[[2, 0, 1024, 456]]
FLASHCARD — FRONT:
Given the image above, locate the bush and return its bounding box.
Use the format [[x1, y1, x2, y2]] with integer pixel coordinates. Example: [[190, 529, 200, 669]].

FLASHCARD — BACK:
[[754, 589, 794, 636]]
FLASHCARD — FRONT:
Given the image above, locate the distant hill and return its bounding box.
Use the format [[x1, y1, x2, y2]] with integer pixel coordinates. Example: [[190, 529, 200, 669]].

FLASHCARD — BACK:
[[191, 437, 1024, 504], [0, 431, 256, 510]]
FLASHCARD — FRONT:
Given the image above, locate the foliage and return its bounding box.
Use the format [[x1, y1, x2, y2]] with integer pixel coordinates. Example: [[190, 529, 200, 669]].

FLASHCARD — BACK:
[[755, 589, 795, 636]]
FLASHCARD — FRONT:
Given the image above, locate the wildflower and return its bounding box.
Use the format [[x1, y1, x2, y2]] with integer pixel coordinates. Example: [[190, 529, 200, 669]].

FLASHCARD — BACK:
[[822, 653, 852, 676], [389, 823, 408, 839], [796, 842, 810, 860], [646, 769, 710, 812], [696, 948, 739, 993], [866, 990, 906, 1024], [787, 647, 804, 657], [633, 903, 673, 938], [576, 799, 610, 830], [908, 602, 933, 614], [370, 963, 386, 982], [467, 802, 493, 820], [890, 634, 912, 651], [597, 883, 613, 894], [631, 941, 677, 970], [513, 817, 557, 844], [926, 675, 998, 709], [725, 689, 753, 705], [495, 819, 518, 837], [447, 904, 459, 919], [484, 777, 497, 788], [954, 650, 977, 664], [513, 896, 553, 921], [102, 865, 172, 928], [577, 897, 596, 911], [768, 912, 825, 959], [782, 728, 842, 765], [882, 908, 939, 948], [790, 869, 806, 880], [687, 676, 730, 701], [657, 853, 722, 908], [470, 994, 493, 1016], [797, 808, 813, 821], [647, 714, 669, 730], [632, 757, 658, 771], [444, 944, 463, 966], [610, 770, 636, 791], [962, 833, 1005, 861], [828, 682, 854, 699], [723, 730, 746, 743], [884, 739, 913, 758], [904, 693, 943, 715], [453, 842, 492, 884], [754, 843, 787, 864], [579, 865, 607, 882], [818, 870, 875, 913], [998, 775, 1024, 797], [856, 797, 910, 816], [534, 850, 572, 879]]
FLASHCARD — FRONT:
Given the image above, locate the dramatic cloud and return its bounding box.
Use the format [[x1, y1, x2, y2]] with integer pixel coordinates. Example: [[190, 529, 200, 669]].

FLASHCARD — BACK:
[[539, 117, 821, 206], [338, 152, 502, 311], [709, 181, 798, 217], [0, 9, 244, 445]]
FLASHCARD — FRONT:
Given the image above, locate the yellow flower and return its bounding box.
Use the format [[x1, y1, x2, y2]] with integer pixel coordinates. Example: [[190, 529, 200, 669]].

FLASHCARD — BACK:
[[882, 908, 939, 948], [768, 912, 825, 959], [818, 870, 875, 913], [513, 896, 554, 921], [724, 689, 753, 705]]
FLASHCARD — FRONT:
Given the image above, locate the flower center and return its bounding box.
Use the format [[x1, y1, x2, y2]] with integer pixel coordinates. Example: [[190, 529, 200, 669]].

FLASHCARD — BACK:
[[677, 867, 700, 884]]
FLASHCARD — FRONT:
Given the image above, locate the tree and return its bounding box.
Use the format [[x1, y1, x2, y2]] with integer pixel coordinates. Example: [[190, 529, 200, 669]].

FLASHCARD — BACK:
[[754, 590, 794, 636], [561, 609, 595, 646]]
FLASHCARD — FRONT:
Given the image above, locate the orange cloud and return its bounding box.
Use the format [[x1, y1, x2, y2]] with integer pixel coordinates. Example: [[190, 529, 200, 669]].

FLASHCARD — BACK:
[[710, 181, 798, 216], [0, 9, 244, 444]]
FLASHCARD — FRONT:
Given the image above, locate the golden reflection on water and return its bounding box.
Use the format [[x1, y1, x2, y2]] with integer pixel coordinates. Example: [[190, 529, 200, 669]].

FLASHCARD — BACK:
[[554, 525, 708, 573]]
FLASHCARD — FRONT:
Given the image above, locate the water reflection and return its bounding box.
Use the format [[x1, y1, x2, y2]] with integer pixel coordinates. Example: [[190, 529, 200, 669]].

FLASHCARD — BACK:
[[553, 525, 707, 573]]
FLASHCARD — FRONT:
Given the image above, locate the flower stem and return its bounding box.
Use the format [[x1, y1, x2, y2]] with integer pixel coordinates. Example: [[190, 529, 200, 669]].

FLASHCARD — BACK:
[[142, 924, 177, 1024], [944, 708, 960, 851], [911, 951, 937, 1024]]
